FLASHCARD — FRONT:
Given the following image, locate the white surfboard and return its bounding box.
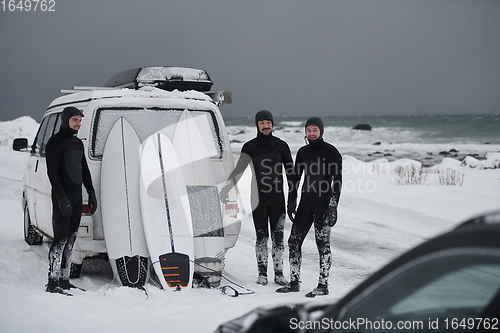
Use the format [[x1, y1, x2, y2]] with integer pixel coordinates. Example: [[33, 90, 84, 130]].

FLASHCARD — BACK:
[[172, 109, 225, 286], [140, 132, 194, 290], [101, 118, 149, 288]]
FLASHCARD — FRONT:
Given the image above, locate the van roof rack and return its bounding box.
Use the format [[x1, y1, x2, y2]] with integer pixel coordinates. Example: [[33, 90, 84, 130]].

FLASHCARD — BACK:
[[60, 86, 116, 94], [103, 66, 213, 92]]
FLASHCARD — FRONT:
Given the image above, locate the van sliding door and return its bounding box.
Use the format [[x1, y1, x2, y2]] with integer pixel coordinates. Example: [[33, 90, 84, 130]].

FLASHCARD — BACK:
[[33, 113, 59, 236]]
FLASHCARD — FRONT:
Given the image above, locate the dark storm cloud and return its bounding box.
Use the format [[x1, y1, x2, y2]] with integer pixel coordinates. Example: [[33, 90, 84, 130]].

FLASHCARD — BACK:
[[1, 0, 499, 121]]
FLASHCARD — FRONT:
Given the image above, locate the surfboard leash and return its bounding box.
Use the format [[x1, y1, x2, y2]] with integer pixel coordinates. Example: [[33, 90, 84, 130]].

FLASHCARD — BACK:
[[149, 258, 255, 297], [191, 260, 255, 297]]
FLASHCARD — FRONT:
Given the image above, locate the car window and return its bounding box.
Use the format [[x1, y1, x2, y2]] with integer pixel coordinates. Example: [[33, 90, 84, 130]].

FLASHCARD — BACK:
[[90, 108, 223, 160], [389, 264, 499, 316], [336, 249, 500, 332], [31, 117, 49, 155], [39, 114, 59, 156], [54, 114, 61, 136]]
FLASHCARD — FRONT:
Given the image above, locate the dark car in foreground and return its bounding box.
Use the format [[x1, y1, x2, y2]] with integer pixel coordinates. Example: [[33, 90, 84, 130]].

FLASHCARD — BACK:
[[215, 211, 500, 333]]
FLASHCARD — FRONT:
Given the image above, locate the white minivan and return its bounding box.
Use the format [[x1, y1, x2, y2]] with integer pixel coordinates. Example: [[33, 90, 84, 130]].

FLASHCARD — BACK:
[[13, 67, 241, 284]]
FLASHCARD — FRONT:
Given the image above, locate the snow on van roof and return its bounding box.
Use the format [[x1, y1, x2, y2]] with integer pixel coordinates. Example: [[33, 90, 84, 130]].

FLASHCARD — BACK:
[[137, 67, 211, 83], [48, 87, 215, 110]]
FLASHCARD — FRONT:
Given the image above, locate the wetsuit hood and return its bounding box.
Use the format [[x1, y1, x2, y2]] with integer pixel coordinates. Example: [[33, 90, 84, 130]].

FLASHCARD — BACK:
[[255, 110, 274, 127], [255, 109, 274, 137], [305, 116, 324, 146], [60, 106, 84, 136]]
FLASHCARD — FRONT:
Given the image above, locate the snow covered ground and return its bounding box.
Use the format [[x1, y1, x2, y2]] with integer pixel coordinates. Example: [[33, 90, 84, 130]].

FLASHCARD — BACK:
[[1, 118, 499, 333]]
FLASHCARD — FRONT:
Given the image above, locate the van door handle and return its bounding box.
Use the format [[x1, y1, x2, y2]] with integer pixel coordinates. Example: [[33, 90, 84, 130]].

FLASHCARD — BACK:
[[35, 160, 39, 173]]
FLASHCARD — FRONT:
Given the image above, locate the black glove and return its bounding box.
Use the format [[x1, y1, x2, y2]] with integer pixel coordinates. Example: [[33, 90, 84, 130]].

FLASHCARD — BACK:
[[88, 192, 98, 214], [287, 197, 297, 222], [58, 197, 73, 218], [219, 182, 232, 204], [323, 194, 339, 227]]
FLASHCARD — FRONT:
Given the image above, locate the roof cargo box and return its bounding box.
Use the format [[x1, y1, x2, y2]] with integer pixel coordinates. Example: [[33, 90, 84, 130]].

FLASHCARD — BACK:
[[104, 66, 213, 92]]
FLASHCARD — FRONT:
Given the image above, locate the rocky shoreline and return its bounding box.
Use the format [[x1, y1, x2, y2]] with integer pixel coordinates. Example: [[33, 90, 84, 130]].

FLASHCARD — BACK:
[[344, 148, 499, 168], [228, 126, 500, 169]]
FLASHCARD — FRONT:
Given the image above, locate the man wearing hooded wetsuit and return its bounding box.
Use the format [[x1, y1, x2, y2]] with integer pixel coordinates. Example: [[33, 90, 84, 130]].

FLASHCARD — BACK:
[[277, 117, 342, 297], [45, 106, 97, 295], [220, 110, 293, 286]]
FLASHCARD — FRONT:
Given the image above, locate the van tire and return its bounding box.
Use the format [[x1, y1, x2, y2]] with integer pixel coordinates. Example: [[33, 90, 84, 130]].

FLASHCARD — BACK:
[[24, 204, 43, 245], [70, 263, 83, 278]]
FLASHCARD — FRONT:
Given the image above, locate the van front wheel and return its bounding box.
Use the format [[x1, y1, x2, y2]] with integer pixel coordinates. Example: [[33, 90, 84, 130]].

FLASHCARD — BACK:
[[24, 204, 43, 245]]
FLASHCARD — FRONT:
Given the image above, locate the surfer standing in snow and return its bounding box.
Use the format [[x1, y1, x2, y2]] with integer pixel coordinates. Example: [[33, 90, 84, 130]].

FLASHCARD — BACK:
[[45, 107, 97, 295], [277, 117, 342, 297], [220, 110, 293, 286]]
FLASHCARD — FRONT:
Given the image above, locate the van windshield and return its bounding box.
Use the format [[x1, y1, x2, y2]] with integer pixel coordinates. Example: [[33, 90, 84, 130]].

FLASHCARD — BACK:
[[91, 107, 223, 160]]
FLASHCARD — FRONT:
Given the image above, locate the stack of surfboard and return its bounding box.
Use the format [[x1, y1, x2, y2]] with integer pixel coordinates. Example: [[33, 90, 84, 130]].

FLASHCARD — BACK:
[[100, 110, 225, 290]]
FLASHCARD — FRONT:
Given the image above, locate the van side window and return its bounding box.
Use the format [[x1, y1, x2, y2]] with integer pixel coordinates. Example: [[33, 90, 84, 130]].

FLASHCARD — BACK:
[[31, 117, 49, 155], [39, 114, 59, 156], [32, 114, 60, 156], [54, 114, 61, 136]]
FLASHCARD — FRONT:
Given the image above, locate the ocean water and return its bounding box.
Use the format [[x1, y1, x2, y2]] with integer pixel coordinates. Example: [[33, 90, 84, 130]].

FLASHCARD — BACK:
[[223, 114, 500, 166]]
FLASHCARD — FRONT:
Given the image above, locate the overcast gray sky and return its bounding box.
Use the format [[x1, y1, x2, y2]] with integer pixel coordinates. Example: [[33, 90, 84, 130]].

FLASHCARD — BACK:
[[1, 0, 499, 121]]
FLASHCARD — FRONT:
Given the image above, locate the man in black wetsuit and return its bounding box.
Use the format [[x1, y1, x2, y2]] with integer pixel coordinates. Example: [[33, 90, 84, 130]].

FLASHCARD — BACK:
[[45, 106, 97, 295], [220, 110, 293, 286], [277, 117, 342, 297]]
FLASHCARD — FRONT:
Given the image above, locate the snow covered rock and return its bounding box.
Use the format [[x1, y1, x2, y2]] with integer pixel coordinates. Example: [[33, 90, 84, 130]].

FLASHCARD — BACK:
[[0, 116, 39, 146], [429, 157, 462, 172], [485, 152, 500, 169], [461, 156, 485, 169]]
